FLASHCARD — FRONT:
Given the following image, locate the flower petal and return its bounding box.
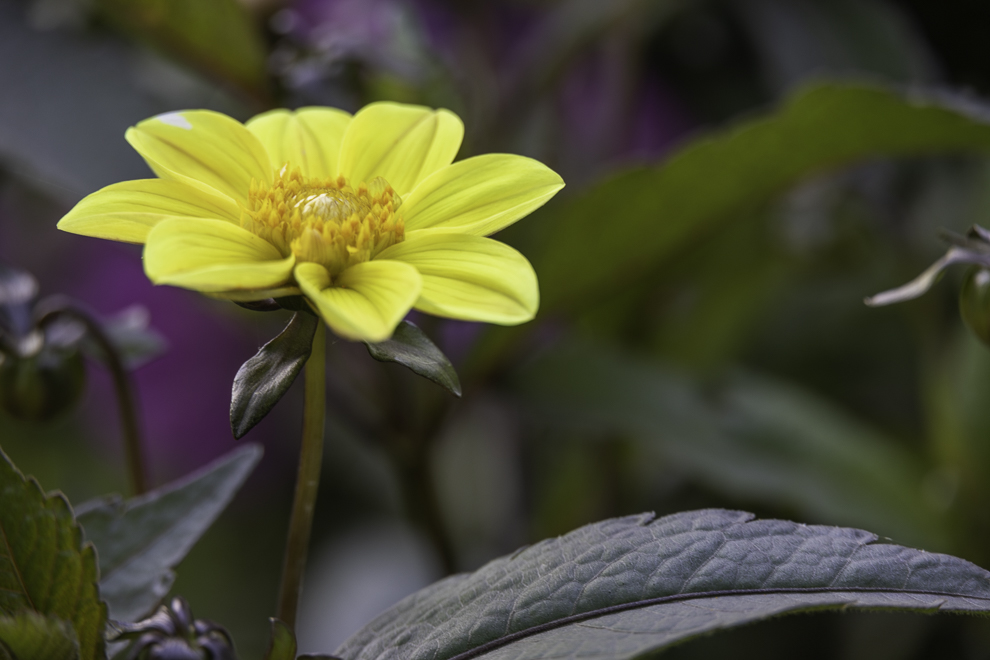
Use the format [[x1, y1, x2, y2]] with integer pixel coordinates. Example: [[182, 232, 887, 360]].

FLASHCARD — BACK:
[[402, 153, 565, 235], [145, 218, 294, 292], [247, 107, 352, 179], [58, 179, 241, 244], [378, 231, 538, 324], [296, 260, 422, 342], [339, 102, 463, 196], [125, 110, 272, 203]]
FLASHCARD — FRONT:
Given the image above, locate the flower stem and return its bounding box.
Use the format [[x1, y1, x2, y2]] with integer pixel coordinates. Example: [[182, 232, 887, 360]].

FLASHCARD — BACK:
[[36, 300, 148, 495], [276, 321, 326, 630]]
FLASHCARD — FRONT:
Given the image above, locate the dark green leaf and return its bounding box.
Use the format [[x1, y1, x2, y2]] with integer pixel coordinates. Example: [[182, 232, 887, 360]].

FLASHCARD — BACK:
[[95, 0, 269, 98], [514, 341, 948, 550], [338, 510, 990, 660], [535, 82, 990, 309], [365, 321, 461, 397], [264, 619, 296, 660], [0, 448, 105, 660], [0, 612, 79, 660], [231, 312, 318, 439], [76, 444, 262, 623]]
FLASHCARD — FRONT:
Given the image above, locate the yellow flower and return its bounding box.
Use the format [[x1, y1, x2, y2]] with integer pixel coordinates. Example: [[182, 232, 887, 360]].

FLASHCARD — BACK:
[[58, 103, 564, 341]]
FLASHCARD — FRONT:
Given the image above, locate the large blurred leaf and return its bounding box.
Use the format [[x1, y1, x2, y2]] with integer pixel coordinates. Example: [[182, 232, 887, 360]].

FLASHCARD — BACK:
[[338, 510, 990, 660], [515, 341, 948, 550], [0, 2, 245, 200], [927, 329, 990, 566], [0, 612, 79, 660], [535, 82, 990, 309], [76, 444, 262, 622], [736, 0, 935, 91], [647, 208, 789, 369], [0, 447, 105, 660], [95, 0, 269, 98]]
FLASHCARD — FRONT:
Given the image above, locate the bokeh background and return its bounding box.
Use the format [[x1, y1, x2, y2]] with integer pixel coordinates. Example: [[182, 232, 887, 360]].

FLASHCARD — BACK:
[[4, 0, 990, 657]]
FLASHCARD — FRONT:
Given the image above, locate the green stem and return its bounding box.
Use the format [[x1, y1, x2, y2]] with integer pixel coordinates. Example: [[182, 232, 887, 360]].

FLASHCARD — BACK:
[[276, 321, 327, 630], [36, 301, 148, 495]]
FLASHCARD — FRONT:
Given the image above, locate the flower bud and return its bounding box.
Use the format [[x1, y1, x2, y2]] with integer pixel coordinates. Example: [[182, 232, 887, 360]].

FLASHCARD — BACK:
[[113, 596, 237, 660], [0, 335, 85, 421], [960, 267, 990, 347]]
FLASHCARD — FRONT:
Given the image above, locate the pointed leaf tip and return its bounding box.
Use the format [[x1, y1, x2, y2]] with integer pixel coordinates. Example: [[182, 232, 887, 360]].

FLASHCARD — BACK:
[[77, 444, 262, 622], [231, 311, 319, 438], [365, 320, 462, 396], [865, 246, 982, 307]]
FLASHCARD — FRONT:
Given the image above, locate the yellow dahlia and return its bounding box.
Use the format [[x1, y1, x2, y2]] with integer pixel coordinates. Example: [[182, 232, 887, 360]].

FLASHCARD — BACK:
[[58, 103, 564, 341]]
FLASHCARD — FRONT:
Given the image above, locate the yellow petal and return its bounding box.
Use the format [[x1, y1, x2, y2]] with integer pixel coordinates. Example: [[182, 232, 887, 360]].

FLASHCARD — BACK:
[[144, 217, 294, 292], [296, 260, 422, 342], [402, 153, 565, 235], [338, 102, 463, 196], [125, 110, 272, 203], [247, 107, 352, 179], [57, 179, 241, 244], [378, 231, 538, 324]]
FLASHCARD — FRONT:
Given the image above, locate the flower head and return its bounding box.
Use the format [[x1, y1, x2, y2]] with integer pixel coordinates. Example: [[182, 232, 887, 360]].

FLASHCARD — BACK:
[[59, 103, 564, 341]]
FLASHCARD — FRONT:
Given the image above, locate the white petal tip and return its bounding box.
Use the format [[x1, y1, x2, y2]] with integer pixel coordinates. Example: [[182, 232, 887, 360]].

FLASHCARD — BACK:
[[156, 112, 193, 130]]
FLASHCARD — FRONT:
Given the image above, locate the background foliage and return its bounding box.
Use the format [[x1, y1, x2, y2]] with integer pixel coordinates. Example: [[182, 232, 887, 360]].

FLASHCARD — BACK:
[[4, 0, 990, 657]]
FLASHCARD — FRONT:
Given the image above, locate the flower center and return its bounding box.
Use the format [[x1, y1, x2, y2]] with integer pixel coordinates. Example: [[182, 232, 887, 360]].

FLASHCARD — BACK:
[[242, 166, 405, 277]]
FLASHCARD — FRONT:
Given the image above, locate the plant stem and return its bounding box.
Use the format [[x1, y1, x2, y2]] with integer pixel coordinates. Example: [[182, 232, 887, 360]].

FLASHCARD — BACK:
[[36, 300, 148, 495], [276, 321, 326, 630]]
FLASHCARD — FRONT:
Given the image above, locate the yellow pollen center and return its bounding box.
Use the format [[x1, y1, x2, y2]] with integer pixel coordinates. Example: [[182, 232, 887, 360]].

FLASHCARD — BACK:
[[242, 166, 405, 277]]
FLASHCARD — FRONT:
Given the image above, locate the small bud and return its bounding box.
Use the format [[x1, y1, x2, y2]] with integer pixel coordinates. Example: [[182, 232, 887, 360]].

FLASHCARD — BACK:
[[113, 596, 237, 660], [0, 339, 85, 421], [960, 267, 990, 347]]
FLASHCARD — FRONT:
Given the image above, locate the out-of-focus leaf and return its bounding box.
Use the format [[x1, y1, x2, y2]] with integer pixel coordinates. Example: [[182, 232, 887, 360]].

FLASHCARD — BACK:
[[76, 444, 262, 622], [95, 0, 269, 98], [737, 0, 935, 91], [265, 619, 296, 660], [337, 510, 990, 660], [0, 2, 244, 200], [535, 82, 990, 310], [929, 330, 990, 517], [95, 305, 167, 369], [366, 321, 461, 397], [0, 612, 79, 660], [648, 209, 789, 369], [0, 612, 78, 660], [231, 312, 318, 439], [514, 341, 948, 550], [0, 448, 105, 660]]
